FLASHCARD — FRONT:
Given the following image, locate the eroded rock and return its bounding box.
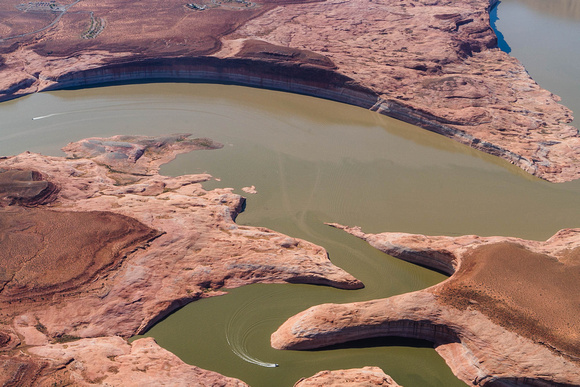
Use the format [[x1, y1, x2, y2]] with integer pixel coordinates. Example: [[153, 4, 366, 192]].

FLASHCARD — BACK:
[[30, 337, 248, 386], [295, 367, 401, 387], [0, 134, 361, 385], [0, 0, 578, 182], [272, 224, 580, 386], [0, 168, 58, 206], [0, 208, 160, 303]]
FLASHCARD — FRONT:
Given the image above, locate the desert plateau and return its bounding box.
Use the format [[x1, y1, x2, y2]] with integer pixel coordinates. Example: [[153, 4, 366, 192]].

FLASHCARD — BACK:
[[0, 0, 579, 385]]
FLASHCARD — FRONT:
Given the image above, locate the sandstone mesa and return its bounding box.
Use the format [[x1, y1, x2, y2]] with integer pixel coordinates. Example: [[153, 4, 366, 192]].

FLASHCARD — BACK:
[[0, 0, 578, 182], [271, 223, 580, 386], [0, 134, 362, 385]]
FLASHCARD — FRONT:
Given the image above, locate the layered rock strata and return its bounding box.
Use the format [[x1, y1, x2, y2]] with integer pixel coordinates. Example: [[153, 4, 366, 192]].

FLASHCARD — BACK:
[[0, 0, 579, 182], [0, 168, 58, 206], [0, 134, 361, 385], [272, 224, 580, 386]]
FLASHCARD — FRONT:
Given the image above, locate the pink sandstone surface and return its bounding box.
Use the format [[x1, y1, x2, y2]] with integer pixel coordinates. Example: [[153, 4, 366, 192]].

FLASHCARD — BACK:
[[271, 223, 580, 386], [29, 337, 249, 386], [0, 134, 361, 385], [1, 0, 579, 385], [294, 366, 401, 387], [0, 0, 578, 182]]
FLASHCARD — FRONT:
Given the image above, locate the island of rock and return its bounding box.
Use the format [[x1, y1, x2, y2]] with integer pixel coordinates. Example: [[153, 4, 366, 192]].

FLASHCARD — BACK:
[[0, 134, 362, 385], [271, 223, 580, 386], [0, 0, 578, 182]]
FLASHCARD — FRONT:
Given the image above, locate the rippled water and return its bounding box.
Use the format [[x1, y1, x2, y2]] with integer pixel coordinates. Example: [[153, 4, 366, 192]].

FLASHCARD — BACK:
[[0, 3, 578, 385]]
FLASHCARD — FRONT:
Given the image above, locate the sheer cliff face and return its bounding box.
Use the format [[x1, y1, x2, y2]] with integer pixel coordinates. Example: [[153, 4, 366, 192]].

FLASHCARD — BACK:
[[222, 0, 579, 182], [0, 0, 579, 182]]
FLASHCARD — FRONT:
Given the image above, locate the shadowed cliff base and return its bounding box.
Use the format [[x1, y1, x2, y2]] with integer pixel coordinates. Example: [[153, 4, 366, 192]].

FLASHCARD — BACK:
[[0, 0, 579, 182], [488, 1, 511, 53], [272, 225, 580, 385], [22, 55, 580, 183], [308, 336, 439, 351]]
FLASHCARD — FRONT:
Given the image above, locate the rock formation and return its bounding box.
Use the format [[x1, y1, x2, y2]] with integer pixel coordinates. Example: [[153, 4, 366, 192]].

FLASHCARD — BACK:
[[0, 134, 361, 385], [295, 367, 401, 387], [0, 168, 58, 206], [272, 223, 580, 386], [0, 0, 578, 182], [29, 337, 249, 386]]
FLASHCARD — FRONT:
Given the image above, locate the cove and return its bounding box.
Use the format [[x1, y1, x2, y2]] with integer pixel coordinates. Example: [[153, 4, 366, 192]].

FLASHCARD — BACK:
[[2, 82, 578, 386], [141, 83, 580, 386]]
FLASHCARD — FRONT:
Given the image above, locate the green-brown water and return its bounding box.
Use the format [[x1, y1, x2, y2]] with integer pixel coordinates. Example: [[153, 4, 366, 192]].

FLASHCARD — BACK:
[[491, 0, 580, 124], [0, 3, 578, 385], [1, 82, 578, 386]]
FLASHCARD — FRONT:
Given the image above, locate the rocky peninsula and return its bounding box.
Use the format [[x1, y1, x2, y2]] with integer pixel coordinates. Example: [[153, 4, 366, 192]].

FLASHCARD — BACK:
[[0, 0, 579, 182], [272, 224, 580, 386], [0, 134, 362, 385]]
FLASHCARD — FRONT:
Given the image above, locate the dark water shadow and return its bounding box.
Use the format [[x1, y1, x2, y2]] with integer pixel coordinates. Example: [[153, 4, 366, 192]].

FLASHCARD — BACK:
[[59, 77, 250, 91], [308, 336, 434, 351], [489, 1, 512, 53]]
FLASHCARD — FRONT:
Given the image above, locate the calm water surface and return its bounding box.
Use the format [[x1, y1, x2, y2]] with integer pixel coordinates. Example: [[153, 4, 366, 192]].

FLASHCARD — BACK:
[[492, 0, 580, 123], [0, 3, 578, 386], [1, 83, 578, 386]]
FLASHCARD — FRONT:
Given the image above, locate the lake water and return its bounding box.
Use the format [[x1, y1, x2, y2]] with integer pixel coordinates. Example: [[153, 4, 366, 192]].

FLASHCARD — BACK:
[[491, 0, 580, 123], [0, 2, 578, 386]]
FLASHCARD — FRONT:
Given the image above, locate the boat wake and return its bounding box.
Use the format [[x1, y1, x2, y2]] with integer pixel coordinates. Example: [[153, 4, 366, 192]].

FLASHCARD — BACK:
[[32, 112, 68, 120], [226, 335, 279, 368], [225, 289, 280, 368]]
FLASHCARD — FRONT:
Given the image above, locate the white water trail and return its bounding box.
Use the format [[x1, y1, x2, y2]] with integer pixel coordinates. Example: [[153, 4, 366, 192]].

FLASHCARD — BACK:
[[32, 105, 237, 122], [226, 335, 278, 368], [225, 290, 279, 368], [32, 112, 69, 120]]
